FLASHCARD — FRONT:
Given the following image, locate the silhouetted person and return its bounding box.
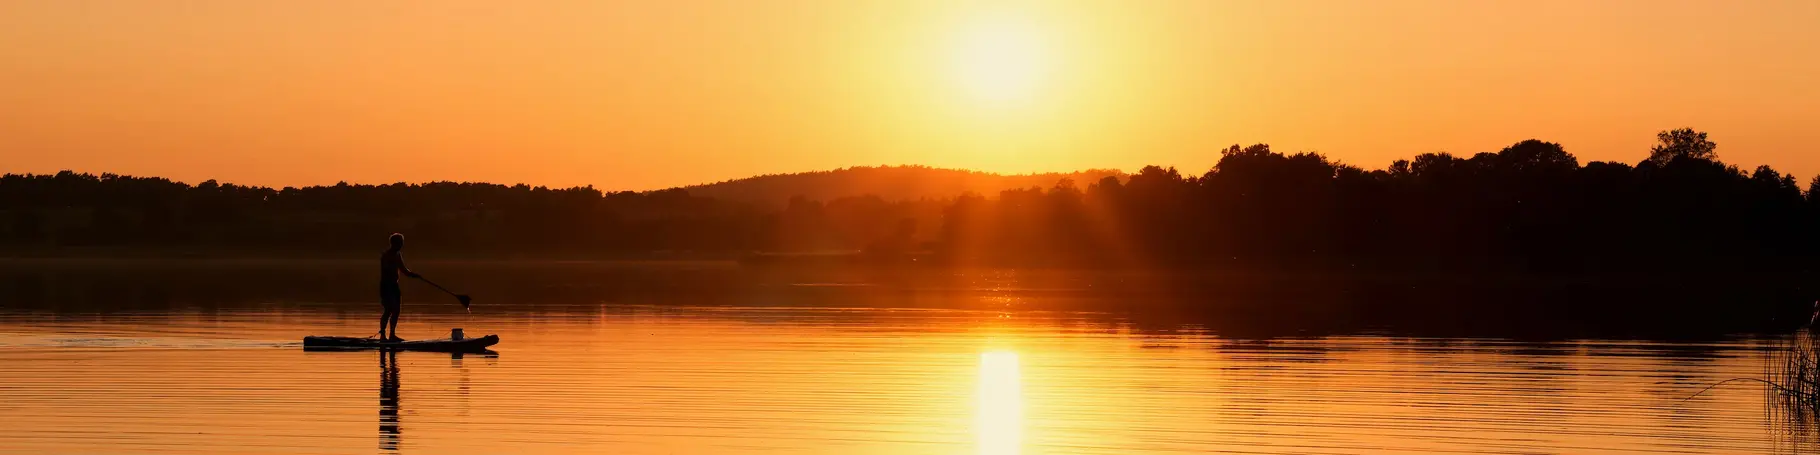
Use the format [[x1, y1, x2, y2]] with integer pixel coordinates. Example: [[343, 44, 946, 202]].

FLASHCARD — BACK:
[[379, 233, 420, 341], [379, 350, 401, 451]]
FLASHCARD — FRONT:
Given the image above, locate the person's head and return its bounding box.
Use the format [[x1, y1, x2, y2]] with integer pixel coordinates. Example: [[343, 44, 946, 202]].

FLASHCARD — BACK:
[[388, 233, 405, 251]]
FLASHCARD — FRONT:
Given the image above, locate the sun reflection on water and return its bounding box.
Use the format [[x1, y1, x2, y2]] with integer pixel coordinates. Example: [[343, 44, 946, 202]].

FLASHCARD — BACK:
[[976, 351, 1024, 455]]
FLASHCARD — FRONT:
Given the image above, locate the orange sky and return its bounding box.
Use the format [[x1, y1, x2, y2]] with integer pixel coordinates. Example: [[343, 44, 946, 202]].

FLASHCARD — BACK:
[[3, 0, 1817, 191]]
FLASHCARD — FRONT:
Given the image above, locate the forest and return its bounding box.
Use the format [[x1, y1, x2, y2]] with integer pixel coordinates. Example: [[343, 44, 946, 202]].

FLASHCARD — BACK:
[[4, 128, 1817, 275], [8, 128, 1819, 331]]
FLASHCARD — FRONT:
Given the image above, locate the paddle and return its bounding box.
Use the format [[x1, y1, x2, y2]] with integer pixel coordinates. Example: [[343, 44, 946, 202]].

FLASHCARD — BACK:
[[415, 276, 473, 312]]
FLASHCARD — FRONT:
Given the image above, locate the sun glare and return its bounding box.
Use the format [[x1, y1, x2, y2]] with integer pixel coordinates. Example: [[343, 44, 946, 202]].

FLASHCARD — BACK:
[[953, 17, 1050, 104], [976, 351, 1024, 455]]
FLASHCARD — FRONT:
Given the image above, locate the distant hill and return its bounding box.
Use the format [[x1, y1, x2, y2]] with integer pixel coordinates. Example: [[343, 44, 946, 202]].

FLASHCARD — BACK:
[[680, 165, 1125, 205]]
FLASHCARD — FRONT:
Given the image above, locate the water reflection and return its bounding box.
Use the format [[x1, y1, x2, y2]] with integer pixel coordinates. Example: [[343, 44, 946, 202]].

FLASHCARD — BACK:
[[0, 306, 1809, 454], [378, 351, 401, 451], [374, 350, 495, 451], [453, 351, 471, 418], [977, 351, 1023, 455]]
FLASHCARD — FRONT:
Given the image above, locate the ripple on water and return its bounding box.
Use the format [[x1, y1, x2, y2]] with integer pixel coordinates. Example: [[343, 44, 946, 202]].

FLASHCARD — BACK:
[[0, 309, 1808, 455]]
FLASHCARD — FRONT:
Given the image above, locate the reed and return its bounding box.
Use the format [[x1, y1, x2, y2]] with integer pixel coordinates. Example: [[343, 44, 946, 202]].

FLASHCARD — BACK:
[[1766, 305, 1820, 437]]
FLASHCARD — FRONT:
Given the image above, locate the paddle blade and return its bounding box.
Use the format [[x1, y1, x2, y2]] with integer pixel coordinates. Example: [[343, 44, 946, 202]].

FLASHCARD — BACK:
[[458, 295, 472, 312]]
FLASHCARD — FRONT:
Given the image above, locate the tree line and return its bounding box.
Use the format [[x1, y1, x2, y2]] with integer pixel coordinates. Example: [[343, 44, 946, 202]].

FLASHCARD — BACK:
[[0, 176, 773, 256], [925, 128, 1818, 333], [943, 128, 1820, 277], [3, 128, 1817, 277], [684, 165, 1122, 207]]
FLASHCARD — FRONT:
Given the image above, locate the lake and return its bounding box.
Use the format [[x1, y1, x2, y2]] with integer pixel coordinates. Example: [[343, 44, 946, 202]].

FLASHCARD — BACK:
[[0, 260, 1813, 454]]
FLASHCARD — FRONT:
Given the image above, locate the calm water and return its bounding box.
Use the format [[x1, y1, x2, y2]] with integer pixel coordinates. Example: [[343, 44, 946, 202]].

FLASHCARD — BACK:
[[0, 261, 1813, 454]]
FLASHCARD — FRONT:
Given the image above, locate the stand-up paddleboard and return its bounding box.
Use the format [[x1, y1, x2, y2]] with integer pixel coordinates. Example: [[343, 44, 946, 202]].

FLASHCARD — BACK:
[[303, 334, 499, 352]]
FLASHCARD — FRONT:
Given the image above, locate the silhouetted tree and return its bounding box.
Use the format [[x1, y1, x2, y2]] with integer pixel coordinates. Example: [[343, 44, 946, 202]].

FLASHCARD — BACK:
[[1808, 175, 1820, 205], [1647, 128, 1718, 166], [1496, 139, 1578, 174]]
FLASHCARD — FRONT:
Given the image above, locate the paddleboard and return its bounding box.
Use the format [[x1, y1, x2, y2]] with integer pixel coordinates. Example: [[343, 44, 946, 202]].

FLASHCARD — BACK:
[[303, 334, 499, 352]]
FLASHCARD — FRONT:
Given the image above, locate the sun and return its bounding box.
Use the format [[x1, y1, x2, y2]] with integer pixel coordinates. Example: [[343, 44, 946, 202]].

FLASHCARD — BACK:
[[953, 16, 1050, 104]]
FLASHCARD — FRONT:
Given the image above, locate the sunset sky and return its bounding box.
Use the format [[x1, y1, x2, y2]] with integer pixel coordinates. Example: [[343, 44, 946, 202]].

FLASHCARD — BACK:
[[3, 0, 1817, 190]]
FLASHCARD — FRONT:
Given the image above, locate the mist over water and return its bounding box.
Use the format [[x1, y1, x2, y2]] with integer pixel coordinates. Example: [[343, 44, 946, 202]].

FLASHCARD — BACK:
[[0, 261, 1812, 454]]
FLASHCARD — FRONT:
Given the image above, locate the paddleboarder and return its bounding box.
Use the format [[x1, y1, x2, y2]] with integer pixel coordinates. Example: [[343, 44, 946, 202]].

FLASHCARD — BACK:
[[379, 233, 420, 341]]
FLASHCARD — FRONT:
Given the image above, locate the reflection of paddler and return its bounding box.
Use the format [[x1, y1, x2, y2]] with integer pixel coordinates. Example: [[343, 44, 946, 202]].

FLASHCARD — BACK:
[[453, 352, 471, 418], [379, 350, 401, 451]]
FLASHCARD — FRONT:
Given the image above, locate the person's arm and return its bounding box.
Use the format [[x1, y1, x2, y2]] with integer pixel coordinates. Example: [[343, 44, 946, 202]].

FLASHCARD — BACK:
[[399, 253, 421, 278]]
